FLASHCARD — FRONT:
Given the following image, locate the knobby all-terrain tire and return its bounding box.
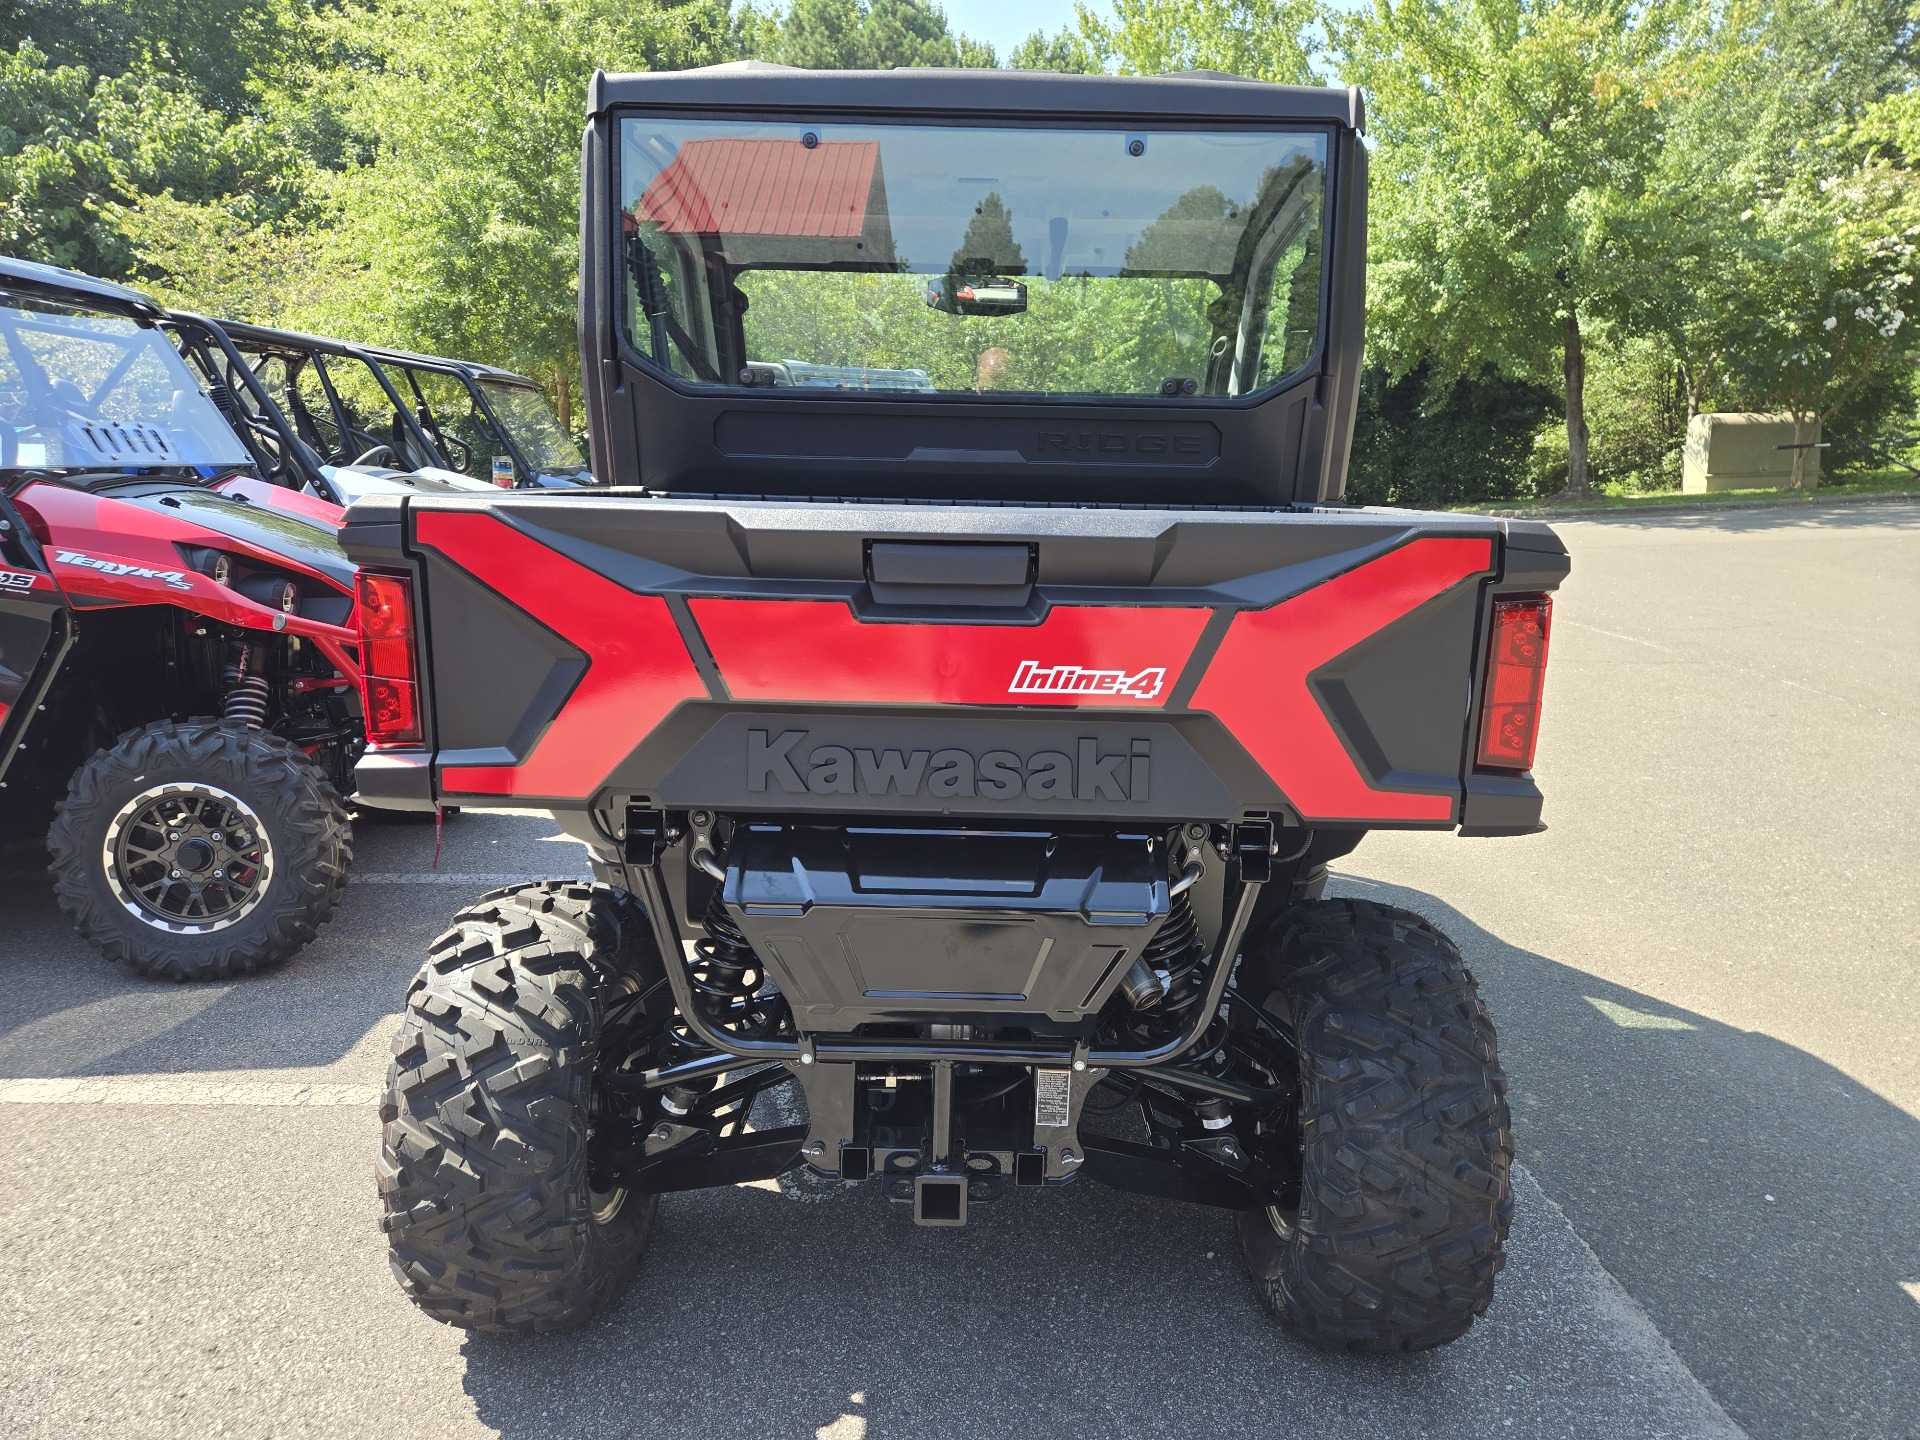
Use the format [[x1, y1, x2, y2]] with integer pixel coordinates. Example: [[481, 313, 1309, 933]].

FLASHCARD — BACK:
[[378, 881, 665, 1334], [1235, 899, 1513, 1353], [47, 719, 352, 981]]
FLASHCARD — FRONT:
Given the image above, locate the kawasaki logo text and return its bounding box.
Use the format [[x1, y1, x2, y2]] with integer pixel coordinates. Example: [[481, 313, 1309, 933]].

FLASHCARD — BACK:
[[747, 730, 1151, 803], [1010, 660, 1166, 701]]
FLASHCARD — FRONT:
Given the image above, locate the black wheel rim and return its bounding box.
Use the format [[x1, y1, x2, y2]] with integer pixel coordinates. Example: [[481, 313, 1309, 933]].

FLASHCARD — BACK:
[[102, 783, 274, 933], [1225, 984, 1306, 1230]]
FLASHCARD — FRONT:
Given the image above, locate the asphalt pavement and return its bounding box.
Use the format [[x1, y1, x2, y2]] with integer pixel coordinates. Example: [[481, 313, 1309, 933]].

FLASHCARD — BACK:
[[2, 499, 1915, 1439]]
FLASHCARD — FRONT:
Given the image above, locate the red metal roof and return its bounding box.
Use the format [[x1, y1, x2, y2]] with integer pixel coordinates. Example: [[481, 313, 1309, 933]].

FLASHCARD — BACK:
[[636, 138, 881, 238]]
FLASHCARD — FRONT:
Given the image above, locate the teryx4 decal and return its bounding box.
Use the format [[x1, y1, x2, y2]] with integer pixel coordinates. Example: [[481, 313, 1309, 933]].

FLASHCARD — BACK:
[[53, 549, 193, 591]]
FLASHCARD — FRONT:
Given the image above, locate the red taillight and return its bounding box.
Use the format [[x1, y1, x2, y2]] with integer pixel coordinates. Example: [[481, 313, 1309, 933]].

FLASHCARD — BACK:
[[1476, 596, 1552, 771], [355, 571, 422, 746]]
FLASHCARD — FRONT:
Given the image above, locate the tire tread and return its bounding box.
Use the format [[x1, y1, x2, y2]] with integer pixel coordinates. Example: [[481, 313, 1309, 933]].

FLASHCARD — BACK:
[[1236, 898, 1513, 1353], [46, 718, 351, 980]]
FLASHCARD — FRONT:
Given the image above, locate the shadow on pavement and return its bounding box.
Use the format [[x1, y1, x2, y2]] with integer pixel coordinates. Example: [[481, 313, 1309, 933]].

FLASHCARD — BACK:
[[1333, 875, 1920, 1440], [456, 1163, 1733, 1440]]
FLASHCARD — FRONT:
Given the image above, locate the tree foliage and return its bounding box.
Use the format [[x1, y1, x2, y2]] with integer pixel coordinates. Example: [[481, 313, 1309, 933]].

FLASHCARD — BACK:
[[1341, 0, 1676, 497], [3, 0, 1916, 492], [757, 0, 993, 68], [308, 0, 731, 423], [1349, 362, 1560, 507]]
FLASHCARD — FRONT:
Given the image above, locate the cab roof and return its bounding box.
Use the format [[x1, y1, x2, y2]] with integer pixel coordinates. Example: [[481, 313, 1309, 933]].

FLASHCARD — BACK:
[[589, 63, 1365, 133]]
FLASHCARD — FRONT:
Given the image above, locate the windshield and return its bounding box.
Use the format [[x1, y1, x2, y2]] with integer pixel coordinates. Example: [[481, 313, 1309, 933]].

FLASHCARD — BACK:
[[478, 381, 585, 473], [386, 362, 497, 480], [617, 120, 1327, 399], [0, 295, 250, 472]]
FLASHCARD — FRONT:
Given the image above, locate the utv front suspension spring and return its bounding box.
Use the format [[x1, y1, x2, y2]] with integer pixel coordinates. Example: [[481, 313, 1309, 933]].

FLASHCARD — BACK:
[[222, 645, 269, 729]]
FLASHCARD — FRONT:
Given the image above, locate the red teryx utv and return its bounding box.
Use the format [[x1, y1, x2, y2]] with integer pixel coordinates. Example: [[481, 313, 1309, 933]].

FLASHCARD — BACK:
[[353, 65, 1567, 1352], [0, 257, 358, 978]]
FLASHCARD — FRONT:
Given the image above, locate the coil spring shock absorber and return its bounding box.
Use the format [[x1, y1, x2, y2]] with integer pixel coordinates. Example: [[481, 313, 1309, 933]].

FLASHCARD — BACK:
[[687, 888, 783, 1040], [1128, 832, 1233, 1076], [222, 643, 269, 728], [1143, 883, 1206, 1017]]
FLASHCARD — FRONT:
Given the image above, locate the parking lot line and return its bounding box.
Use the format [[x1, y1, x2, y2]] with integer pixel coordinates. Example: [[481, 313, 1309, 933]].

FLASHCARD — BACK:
[[0, 1077, 380, 1106], [352, 872, 577, 884]]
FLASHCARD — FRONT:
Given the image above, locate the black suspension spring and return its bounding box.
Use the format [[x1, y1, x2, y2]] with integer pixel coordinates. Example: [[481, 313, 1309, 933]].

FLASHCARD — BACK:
[[222, 645, 269, 729], [1133, 884, 1231, 1074], [686, 888, 783, 1040], [1142, 884, 1207, 1019]]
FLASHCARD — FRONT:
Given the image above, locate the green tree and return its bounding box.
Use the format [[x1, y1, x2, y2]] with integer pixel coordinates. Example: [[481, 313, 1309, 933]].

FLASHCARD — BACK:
[[1, 0, 298, 113], [1006, 26, 1102, 73], [0, 43, 110, 269], [1082, 0, 1319, 82], [1721, 153, 1919, 488], [948, 192, 1026, 275], [2, 40, 309, 277], [313, 0, 731, 426], [757, 0, 995, 69], [1628, 0, 1918, 426], [1348, 362, 1559, 506], [1344, 0, 1673, 498]]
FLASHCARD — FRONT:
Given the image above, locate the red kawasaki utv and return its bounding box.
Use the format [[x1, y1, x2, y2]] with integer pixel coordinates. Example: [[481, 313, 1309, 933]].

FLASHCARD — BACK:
[[0, 256, 359, 979], [353, 67, 1568, 1352]]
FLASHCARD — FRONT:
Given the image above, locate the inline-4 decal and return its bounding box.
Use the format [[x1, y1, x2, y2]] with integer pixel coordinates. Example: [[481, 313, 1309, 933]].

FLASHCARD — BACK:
[[1009, 660, 1166, 701], [412, 511, 704, 799], [52, 549, 193, 591], [1189, 535, 1495, 824], [690, 598, 1210, 708]]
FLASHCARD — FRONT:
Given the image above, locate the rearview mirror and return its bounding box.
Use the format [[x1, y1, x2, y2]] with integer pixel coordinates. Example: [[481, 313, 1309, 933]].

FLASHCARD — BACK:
[[925, 275, 1029, 317]]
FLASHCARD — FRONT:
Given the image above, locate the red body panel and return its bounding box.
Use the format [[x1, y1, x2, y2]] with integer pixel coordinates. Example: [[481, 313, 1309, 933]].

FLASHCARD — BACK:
[[690, 598, 1211, 708], [211, 475, 346, 527], [1189, 536, 1494, 823], [415, 511, 705, 798], [13, 483, 356, 647]]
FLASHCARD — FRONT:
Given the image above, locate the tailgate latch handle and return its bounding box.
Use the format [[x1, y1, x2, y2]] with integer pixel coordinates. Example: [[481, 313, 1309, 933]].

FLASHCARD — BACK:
[[865, 541, 1035, 609]]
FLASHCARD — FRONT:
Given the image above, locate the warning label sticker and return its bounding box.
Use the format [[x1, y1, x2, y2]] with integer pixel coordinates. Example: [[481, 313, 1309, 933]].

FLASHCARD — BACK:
[[1034, 1068, 1072, 1129]]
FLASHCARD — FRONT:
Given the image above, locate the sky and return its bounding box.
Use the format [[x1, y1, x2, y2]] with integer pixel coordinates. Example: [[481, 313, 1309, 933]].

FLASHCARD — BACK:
[[939, 0, 1363, 70], [941, 0, 1113, 60]]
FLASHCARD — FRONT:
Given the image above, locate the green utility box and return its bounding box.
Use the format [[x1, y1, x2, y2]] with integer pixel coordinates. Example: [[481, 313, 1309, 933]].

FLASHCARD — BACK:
[[1682, 412, 1819, 492]]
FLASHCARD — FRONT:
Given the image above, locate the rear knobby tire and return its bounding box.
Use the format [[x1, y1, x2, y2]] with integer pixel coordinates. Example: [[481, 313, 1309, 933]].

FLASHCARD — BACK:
[[47, 719, 351, 980], [378, 881, 662, 1334], [1235, 899, 1513, 1352]]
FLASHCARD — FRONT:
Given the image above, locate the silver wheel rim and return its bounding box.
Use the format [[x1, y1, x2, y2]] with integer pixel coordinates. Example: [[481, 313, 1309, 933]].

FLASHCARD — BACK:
[[102, 782, 274, 933]]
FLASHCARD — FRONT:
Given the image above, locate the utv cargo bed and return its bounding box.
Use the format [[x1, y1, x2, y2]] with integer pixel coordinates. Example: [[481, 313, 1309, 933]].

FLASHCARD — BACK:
[[343, 490, 1566, 836]]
